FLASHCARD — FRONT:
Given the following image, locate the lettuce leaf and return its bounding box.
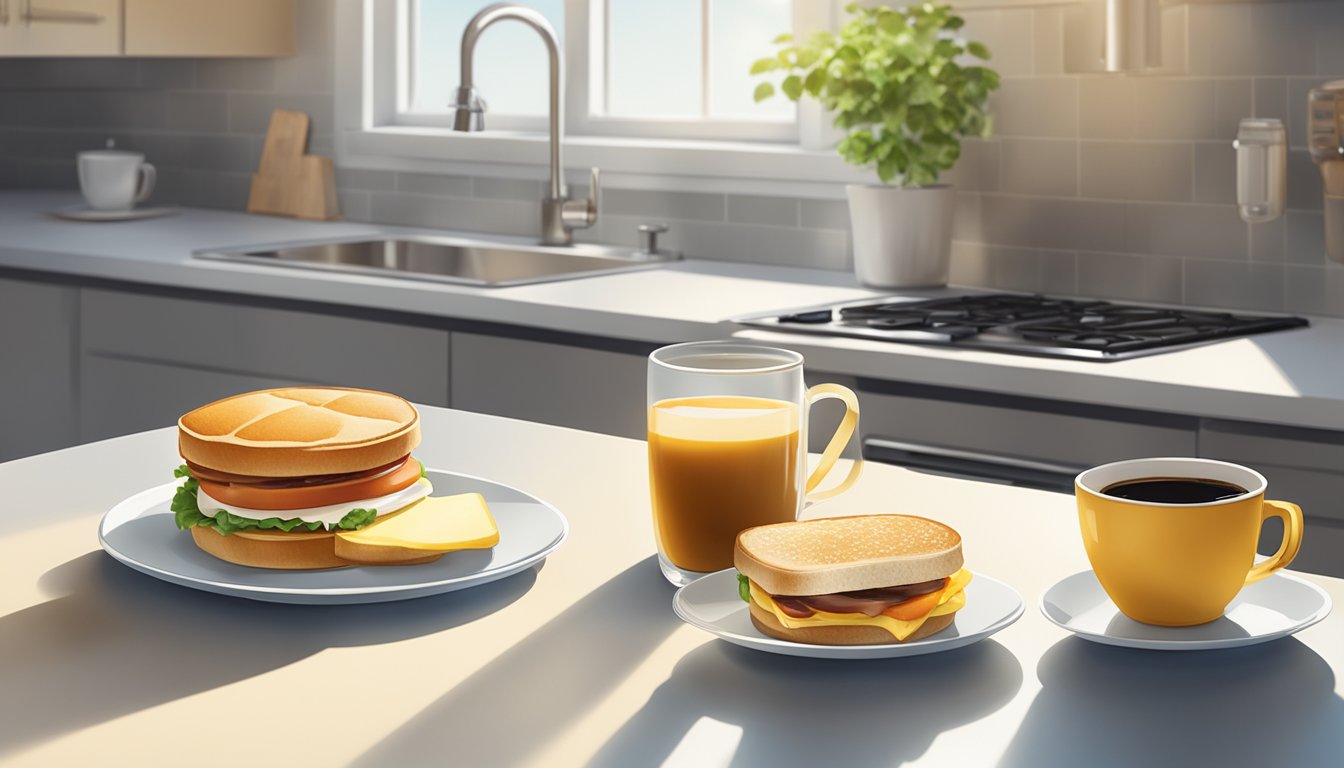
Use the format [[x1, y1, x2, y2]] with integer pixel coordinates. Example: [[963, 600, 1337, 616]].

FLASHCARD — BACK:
[[171, 464, 378, 536], [737, 572, 751, 603]]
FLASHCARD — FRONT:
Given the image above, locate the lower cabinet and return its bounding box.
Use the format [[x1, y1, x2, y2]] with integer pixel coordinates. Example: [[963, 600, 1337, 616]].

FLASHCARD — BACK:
[[0, 276, 79, 461], [78, 288, 450, 442], [1199, 419, 1344, 578], [450, 332, 652, 439]]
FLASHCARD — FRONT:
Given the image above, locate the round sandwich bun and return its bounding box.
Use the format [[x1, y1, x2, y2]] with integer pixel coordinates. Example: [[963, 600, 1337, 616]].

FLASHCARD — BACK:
[[735, 514, 963, 596], [178, 387, 421, 477], [748, 602, 956, 645], [190, 526, 443, 570]]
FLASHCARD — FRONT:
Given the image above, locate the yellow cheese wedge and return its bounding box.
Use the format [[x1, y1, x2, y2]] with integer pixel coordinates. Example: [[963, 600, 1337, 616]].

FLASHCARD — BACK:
[[750, 568, 972, 642], [333, 493, 500, 564]]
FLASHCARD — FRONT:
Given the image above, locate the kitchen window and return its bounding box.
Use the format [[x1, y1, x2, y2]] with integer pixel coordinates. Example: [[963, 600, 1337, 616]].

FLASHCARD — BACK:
[[402, 0, 795, 142], [336, 0, 864, 194]]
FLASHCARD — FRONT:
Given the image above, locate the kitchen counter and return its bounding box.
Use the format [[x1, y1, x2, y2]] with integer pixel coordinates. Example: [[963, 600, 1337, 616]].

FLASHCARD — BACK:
[[3, 190, 1344, 431], [2, 407, 1341, 765]]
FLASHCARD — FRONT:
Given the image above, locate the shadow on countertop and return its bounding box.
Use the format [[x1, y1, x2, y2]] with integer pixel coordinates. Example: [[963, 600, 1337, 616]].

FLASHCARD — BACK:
[[998, 636, 1344, 768], [0, 550, 536, 758], [352, 555, 683, 767], [587, 638, 1023, 768]]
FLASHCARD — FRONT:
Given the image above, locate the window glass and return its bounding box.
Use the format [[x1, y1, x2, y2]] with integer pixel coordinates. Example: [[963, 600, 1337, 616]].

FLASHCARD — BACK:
[[412, 0, 565, 116], [606, 0, 701, 117], [708, 0, 792, 118]]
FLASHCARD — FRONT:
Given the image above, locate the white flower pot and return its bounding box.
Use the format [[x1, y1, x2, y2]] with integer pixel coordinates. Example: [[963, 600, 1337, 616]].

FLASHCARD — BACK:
[[845, 183, 955, 288]]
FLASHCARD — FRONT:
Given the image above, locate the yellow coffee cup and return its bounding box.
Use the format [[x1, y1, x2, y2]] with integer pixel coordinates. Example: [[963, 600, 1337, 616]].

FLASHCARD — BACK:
[[1075, 457, 1304, 627]]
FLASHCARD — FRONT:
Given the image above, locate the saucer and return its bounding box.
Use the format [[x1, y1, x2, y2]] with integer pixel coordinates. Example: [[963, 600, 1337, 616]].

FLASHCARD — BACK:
[[50, 206, 178, 222], [1041, 570, 1332, 651], [674, 568, 1024, 659]]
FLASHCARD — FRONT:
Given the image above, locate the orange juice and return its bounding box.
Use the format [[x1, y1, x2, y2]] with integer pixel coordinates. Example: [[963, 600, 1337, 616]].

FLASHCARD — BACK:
[[648, 395, 800, 573]]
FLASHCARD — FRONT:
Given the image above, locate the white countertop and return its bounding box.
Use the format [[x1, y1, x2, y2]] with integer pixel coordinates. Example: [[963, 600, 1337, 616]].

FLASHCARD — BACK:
[[2, 407, 1340, 765], [4, 190, 1344, 431]]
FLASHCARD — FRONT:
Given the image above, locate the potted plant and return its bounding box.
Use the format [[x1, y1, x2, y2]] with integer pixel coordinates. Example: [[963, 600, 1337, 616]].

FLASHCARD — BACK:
[[752, 2, 999, 288]]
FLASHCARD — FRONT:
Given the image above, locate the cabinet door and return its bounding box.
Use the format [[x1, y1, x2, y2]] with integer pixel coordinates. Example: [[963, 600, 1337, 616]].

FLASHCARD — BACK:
[[1200, 419, 1344, 578], [80, 288, 450, 441], [0, 276, 79, 460], [451, 332, 650, 439], [11, 0, 121, 56], [124, 0, 293, 57]]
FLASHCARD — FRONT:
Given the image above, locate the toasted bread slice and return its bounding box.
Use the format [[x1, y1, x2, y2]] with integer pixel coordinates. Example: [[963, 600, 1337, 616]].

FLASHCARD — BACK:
[[735, 514, 963, 596], [178, 387, 420, 477]]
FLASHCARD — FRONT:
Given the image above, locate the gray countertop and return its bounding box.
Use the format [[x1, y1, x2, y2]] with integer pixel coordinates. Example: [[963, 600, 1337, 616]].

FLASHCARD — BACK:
[[4, 190, 1344, 431]]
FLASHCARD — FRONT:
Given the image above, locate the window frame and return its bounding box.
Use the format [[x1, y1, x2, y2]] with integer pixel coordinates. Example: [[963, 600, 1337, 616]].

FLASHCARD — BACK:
[[334, 0, 866, 197]]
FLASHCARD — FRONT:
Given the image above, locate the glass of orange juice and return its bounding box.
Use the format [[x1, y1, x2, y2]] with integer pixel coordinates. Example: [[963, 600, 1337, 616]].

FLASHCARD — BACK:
[[647, 341, 863, 586]]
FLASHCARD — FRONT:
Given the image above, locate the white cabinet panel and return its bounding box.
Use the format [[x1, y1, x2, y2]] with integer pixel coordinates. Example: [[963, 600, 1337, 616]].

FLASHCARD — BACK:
[[451, 332, 649, 439], [0, 276, 78, 460]]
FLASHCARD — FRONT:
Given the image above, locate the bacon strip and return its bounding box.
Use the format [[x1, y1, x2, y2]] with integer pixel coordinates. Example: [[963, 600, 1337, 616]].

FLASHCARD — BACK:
[[186, 456, 410, 488], [771, 577, 950, 618]]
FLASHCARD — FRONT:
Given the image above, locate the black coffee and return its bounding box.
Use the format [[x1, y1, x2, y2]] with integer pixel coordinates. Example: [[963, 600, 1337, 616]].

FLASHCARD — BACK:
[[1101, 477, 1247, 504]]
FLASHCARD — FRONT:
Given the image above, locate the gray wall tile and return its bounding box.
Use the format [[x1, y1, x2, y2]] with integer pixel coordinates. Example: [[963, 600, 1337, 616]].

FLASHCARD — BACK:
[[960, 10, 1034, 78], [473, 176, 543, 200], [1285, 264, 1344, 315], [336, 168, 399, 192], [991, 79, 1077, 138], [167, 92, 228, 133], [1193, 142, 1237, 205], [1251, 216, 1287, 262], [1080, 142, 1192, 202], [137, 59, 195, 89], [1077, 251, 1182, 304], [196, 60, 276, 92], [1039, 250, 1078, 295], [1125, 203, 1248, 260], [228, 92, 332, 135], [943, 138, 999, 192], [1032, 8, 1065, 76], [604, 189, 725, 221], [1286, 210, 1326, 265], [1000, 139, 1076, 197], [726, 194, 798, 227], [1183, 259, 1285, 312], [800, 198, 849, 230]]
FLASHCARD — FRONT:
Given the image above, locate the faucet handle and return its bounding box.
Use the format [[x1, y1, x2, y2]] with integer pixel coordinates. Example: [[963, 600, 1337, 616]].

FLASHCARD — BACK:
[[562, 166, 599, 230]]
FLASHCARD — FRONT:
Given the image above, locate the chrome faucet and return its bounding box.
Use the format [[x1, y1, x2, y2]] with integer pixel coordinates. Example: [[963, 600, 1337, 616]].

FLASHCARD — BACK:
[[451, 3, 599, 247]]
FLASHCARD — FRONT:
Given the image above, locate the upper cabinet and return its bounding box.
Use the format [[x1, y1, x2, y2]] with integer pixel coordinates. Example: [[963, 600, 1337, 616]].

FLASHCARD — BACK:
[[0, 0, 293, 57]]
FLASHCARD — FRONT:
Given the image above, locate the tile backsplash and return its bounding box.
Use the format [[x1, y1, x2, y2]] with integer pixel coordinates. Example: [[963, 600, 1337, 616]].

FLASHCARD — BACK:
[[2, 0, 1344, 317]]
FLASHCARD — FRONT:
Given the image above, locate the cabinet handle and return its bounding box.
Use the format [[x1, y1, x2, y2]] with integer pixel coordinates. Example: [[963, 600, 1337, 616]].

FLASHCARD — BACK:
[[23, 3, 104, 24], [863, 437, 1085, 494]]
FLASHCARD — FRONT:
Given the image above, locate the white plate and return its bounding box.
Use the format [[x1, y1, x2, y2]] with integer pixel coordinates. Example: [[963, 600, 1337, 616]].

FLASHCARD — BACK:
[[98, 469, 568, 605], [50, 206, 178, 222], [673, 569, 1024, 659], [1040, 570, 1332, 651]]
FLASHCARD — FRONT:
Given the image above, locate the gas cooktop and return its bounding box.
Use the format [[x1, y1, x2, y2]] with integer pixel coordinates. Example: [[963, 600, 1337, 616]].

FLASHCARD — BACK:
[[734, 293, 1309, 361]]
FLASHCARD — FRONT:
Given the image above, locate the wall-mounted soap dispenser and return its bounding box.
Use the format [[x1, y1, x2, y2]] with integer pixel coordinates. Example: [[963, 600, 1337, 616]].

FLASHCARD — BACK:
[[1234, 119, 1286, 225]]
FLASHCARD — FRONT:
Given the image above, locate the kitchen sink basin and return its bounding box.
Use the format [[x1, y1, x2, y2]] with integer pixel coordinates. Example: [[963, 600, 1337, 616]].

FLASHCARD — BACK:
[[195, 235, 679, 287]]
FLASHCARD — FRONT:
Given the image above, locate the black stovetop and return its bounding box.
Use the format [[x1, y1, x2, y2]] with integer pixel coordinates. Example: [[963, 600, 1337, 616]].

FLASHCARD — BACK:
[[735, 293, 1309, 361]]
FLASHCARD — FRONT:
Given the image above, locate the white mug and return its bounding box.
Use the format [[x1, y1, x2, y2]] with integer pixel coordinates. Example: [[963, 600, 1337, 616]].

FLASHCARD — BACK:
[[77, 150, 156, 211]]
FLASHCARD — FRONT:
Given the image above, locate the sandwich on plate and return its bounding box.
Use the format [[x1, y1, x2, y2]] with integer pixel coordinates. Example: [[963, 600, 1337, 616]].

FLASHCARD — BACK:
[[735, 514, 971, 645], [172, 386, 497, 569]]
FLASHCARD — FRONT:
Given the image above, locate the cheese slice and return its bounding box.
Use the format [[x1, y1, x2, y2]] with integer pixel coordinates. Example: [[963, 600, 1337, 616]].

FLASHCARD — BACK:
[[335, 492, 500, 552], [750, 568, 972, 642]]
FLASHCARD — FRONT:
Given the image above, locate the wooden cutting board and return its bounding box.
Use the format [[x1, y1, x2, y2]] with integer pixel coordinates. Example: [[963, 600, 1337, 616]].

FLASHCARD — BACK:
[[247, 108, 341, 221]]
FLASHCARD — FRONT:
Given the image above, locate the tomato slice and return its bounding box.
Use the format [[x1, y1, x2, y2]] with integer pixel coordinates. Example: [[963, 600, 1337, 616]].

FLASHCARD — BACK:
[[880, 585, 948, 621], [198, 457, 422, 511]]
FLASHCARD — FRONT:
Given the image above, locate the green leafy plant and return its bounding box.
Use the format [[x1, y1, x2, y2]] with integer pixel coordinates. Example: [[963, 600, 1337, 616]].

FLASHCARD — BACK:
[[751, 2, 1000, 186]]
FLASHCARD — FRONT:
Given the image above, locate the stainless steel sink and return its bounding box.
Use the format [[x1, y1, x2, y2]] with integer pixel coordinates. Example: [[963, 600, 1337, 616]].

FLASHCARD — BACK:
[[194, 235, 679, 287]]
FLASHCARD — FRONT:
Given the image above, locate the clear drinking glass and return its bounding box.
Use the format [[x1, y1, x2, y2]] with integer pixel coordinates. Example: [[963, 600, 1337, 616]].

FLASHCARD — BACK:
[[647, 341, 863, 586]]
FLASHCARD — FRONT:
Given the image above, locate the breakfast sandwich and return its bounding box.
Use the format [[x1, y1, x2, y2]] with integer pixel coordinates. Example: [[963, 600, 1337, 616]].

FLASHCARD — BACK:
[[172, 386, 486, 569], [734, 514, 971, 644]]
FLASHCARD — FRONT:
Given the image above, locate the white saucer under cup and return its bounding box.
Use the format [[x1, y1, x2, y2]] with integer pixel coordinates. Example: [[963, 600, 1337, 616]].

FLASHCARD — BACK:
[[1040, 570, 1331, 651]]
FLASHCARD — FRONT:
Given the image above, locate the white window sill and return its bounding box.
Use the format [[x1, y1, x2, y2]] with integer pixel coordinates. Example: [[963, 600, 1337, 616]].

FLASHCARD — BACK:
[[337, 126, 871, 199]]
